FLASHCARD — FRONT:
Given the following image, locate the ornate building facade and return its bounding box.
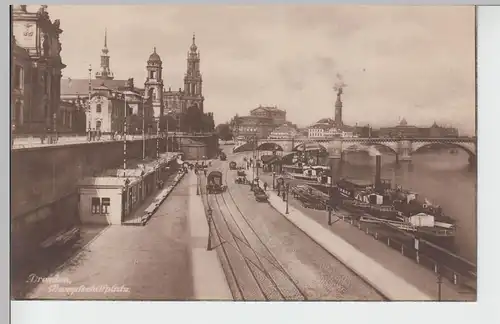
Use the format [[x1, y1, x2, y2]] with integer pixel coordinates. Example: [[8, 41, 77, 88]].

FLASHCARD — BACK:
[[60, 32, 213, 135], [250, 105, 286, 126], [60, 31, 153, 134], [11, 5, 66, 133]]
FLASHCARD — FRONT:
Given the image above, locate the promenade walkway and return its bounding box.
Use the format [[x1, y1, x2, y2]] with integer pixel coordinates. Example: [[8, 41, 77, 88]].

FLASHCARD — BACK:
[[25, 176, 194, 300], [11, 134, 161, 149], [12, 132, 214, 149]]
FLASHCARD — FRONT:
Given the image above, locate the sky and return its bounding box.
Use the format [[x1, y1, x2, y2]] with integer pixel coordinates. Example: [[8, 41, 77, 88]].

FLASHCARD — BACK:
[[36, 5, 475, 134]]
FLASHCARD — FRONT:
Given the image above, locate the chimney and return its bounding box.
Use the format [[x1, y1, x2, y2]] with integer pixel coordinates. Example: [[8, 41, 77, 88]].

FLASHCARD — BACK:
[[374, 155, 382, 192]]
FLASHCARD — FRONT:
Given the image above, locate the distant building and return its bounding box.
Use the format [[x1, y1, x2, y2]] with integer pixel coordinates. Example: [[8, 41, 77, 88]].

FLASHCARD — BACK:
[[428, 122, 459, 137], [308, 123, 331, 138], [268, 124, 298, 139], [250, 105, 287, 126], [11, 5, 66, 133], [378, 118, 459, 138], [233, 116, 275, 140]]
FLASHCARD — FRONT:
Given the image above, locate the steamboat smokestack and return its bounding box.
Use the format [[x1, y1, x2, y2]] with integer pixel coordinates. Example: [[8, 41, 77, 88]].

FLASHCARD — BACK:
[[374, 154, 382, 192]]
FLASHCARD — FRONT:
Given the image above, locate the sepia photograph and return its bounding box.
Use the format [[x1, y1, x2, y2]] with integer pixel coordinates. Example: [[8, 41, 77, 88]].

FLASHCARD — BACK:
[[10, 4, 477, 301]]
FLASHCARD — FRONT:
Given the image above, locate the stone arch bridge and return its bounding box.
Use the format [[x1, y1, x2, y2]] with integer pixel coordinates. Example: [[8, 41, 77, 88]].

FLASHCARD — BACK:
[[233, 137, 476, 163]]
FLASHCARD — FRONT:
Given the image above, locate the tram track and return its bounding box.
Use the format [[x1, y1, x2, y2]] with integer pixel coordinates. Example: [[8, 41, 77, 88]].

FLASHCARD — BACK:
[[198, 157, 386, 300], [199, 170, 307, 300]]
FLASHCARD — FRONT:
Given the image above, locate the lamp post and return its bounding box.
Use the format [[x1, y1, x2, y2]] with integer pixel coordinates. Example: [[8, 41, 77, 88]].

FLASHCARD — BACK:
[[142, 96, 147, 160], [437, 270, 443, 301], [52, 112, 57, 143], [87, 64, 92, 139], [285, 183, 290, 214], [207, 207, 213, 250], [123, 92, 128, 170], [165, 109, 172, 154], [196, 174, 200, 195], [156, 116, 160, 159], [272, 171, 276, 190]]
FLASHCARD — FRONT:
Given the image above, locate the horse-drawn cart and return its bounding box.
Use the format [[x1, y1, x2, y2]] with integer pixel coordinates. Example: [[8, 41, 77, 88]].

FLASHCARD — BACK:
[[254, 189, 269, 202]]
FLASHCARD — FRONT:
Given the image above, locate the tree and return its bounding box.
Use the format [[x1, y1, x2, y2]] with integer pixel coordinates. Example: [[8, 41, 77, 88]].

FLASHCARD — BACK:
[[216, 123, 233, 140], [201, 113, 215, 133], [230, 114, 241, 137], [186, 105, 203, 133], [159, 114, 177, 132]]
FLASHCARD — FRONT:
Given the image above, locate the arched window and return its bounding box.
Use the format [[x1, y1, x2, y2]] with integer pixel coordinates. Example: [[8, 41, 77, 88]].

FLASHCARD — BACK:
[[96, 120, 102, 131], [96, 103, 102, 113]]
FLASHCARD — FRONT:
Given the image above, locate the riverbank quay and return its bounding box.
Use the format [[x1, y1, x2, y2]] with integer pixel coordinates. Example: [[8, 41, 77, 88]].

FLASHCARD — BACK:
[[255, 173, 476, 301]]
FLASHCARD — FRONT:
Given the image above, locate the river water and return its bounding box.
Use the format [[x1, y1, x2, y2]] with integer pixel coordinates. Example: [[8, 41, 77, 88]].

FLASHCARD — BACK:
[[317, 150, 477, 263]]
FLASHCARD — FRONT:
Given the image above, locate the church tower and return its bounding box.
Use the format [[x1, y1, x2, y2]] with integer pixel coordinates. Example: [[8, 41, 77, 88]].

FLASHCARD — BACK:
[[144, 47, 164, 118], [95, 28, 114, 80], [183, 33, 204, 113]]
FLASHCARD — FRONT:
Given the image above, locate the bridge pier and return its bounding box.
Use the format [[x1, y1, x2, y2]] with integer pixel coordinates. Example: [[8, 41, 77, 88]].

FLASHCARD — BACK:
[[329, 138, 343, 182], [468, 155, 476, 167]]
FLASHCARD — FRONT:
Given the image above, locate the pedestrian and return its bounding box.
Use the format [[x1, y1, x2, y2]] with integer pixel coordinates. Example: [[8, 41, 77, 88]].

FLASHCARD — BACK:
[[263, 182, 268, 191]]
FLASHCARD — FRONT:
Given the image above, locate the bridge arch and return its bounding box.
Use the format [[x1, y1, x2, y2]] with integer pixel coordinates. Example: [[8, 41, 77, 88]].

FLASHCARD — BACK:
[[342, 143, 397, 156], [257, 142, 284, 152], [368, 143, 399, 155], [412, 142, 476, 158], [233, 142, 255, 153], [293, 141, 327, 152]]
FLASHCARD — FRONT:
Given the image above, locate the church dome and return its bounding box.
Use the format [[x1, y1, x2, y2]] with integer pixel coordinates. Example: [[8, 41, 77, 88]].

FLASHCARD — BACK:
[[148, 47, 161, 63]]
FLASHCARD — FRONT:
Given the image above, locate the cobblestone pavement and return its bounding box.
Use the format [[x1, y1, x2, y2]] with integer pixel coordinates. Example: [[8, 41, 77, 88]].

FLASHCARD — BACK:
[[236, 151, 476, 301], [25, 176, 193, 300], [203, 158, 384, 301]]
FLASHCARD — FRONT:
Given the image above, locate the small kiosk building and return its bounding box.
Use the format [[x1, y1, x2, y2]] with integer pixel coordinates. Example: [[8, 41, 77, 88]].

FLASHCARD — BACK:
[[77, 153, 177, 225]]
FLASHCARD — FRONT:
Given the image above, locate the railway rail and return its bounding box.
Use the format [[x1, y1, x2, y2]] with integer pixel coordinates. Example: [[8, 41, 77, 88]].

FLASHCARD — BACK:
[[198, 172, 307, 300]]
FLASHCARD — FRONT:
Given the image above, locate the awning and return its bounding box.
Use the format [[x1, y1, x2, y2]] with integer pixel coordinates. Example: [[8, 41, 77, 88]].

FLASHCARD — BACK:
[[260, 154, 281, 164]]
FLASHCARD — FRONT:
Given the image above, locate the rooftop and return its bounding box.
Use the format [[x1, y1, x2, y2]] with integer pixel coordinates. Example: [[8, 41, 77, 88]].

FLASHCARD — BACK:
[[78, 153, 179, 188]]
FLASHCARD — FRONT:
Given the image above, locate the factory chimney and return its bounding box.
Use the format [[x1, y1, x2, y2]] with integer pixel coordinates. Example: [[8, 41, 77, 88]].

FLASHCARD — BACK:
[[374, 154, 382, 192]]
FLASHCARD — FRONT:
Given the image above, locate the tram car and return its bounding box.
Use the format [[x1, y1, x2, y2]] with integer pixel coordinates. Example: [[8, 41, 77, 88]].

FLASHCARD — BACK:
[[206, 171, 227, 194], [229, 161, 237, 170], [220, 152, 227, 161]]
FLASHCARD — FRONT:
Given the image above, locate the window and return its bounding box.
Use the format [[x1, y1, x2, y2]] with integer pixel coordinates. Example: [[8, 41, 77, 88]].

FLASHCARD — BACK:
[[91, 197, 101, 214], [101, 198, 110, 214], [96, 103, 102, 113]]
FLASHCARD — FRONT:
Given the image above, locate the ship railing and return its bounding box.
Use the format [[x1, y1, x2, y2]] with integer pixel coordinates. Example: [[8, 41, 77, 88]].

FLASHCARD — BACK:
[[337, 214, 477, 294]]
